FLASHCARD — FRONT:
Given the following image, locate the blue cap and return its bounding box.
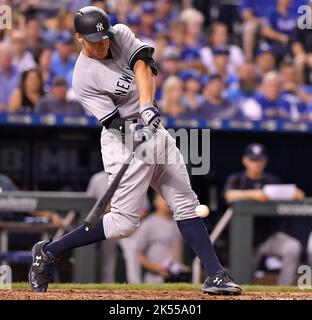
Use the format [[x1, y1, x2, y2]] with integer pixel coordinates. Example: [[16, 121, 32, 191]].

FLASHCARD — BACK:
[[201, 74, 223, 86], [212, 45, 230, 56], [126, 12, 141, 26], [56, 30, 74, 44], [141, 2, 156, 14], [256, 43, 273, 57], [179, 69, 202, 82]]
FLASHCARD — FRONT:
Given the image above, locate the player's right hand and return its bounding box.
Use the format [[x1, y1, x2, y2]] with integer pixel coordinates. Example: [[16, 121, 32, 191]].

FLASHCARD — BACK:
[[140, 103, 161, 131]]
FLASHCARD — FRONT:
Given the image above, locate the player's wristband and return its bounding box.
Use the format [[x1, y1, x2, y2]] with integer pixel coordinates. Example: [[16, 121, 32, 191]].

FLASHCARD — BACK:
[[140, 102, 161, 131]]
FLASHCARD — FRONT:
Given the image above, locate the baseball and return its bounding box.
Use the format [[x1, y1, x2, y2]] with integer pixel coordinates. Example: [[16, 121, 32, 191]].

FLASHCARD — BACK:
[[195, 205, 209, 218]]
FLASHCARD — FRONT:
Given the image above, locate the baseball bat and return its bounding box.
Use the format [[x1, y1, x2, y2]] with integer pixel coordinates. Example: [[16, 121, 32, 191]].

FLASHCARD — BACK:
[[84, 139, 143, 227]]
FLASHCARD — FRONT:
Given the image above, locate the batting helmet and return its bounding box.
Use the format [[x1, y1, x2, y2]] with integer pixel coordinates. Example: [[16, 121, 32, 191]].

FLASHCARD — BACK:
[[74, 6, 116, 42]]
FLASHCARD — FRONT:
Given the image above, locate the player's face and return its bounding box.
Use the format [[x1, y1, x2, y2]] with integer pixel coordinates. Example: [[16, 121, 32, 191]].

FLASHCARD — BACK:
[[77, 33, 110, 59], [243, 157, 267, 177]]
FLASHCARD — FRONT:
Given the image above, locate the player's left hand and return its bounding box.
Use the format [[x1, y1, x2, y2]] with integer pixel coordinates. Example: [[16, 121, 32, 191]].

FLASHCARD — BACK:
[[130, 123, 154, 142]]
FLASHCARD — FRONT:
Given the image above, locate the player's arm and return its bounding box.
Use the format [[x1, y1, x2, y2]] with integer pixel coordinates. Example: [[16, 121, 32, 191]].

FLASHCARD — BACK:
[[138, 253, 170, 277], [115, 24, 160, 133], [225, 189, 268, 203], [133, 54, 161, 132], [134, 59, 155, 107]]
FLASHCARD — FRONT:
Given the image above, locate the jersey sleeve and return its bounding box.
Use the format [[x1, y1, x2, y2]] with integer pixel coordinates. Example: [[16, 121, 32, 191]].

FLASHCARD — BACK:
[[74, 70, 118, 124], [113, 24, 154, 69], [78, 90, 117, 123]]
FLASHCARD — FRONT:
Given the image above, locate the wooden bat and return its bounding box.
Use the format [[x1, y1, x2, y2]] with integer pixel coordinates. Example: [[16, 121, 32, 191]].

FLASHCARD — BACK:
[[84, 139, 143, 227]]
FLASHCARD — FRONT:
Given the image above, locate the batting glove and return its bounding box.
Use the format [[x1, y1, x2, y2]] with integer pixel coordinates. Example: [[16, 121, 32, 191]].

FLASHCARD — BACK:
[[140, 102, 161, 132], [130, 123, 154, 142]]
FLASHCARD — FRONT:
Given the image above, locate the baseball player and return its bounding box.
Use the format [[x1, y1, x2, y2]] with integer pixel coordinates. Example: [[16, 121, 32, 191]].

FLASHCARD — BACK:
[[28, 6, 241, 295]]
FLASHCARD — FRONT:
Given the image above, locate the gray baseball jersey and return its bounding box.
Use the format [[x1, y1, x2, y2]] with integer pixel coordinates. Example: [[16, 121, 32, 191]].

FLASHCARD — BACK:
[[133, 213, 182, 283], [72, 24, 199, 240], [73, 24, 151, 122]]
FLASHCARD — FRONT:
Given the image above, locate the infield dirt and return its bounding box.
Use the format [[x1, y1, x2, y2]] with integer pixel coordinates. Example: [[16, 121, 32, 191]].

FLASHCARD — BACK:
[[1, 289, 312, 300]]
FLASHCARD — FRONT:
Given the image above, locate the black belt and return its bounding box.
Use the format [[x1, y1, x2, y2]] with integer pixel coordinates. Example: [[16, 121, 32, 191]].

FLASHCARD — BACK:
[[102, 116, 139, 136], [101, 112, 138, 129]]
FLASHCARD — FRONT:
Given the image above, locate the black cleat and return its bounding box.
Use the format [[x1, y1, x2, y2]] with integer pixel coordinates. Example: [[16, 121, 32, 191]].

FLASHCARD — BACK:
[[28, 240, 56, 292], [202, 271, 242, 295]]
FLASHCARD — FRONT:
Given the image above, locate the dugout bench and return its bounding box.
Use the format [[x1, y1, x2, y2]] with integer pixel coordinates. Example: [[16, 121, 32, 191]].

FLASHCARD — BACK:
[[0, 191, 96, 283], [230, 199, 312, 284]]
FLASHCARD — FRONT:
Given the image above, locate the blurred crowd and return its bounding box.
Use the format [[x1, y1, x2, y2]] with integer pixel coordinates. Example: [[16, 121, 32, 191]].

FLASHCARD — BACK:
[[1, 0, 312, 122]]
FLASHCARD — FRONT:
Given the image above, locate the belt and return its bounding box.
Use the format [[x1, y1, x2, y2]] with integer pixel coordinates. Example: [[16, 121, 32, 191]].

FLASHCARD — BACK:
[[102, 117, 140, 136]]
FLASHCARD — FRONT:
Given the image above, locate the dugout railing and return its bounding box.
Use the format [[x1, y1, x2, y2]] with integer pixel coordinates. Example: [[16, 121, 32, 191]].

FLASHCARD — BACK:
[[0, 191, 96, 283]]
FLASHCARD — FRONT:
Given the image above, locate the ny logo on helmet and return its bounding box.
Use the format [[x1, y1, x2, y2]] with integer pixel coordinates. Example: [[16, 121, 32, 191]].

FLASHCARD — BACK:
[[96, 23, 104, 32]]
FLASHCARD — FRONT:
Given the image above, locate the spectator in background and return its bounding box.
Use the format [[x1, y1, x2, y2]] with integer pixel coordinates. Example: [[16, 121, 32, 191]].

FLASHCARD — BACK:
[[196, 74, 239, 119], [240, 0, 275, 61], [35, 47, 53, 93], [159, 76, 185, 117], [278, 61, 311, 121], [51, 31, 76, 87], [24, 15, 45, 55], [255, 44, 277, 77], [138, 2, 158, 44], [250, 72, 281, 120], [200, 22, 245, 75], [209, 46, 234, 85], [91, 1, 109, 11], [36, 76, 84, 115], [0, 43, 21, 112], [134, 193, 190, 284], [153, 33, 170, 63], [169, 20, 186, 51], [167, 20, 206, 73], [11, 30, 36, 73], [180, 69, 204, 114], [159, 46, 181, 77], [261, 0, 297, 62], [224, 143, 306, 285], [125, 12, 141, 36], [178, 9, 206, 72], [155, 0, 177, 33], [57, 9, 76, 34], [179, 8, 205, 48], [226, 62, 258, 104], [43, 9, 76, 46], [8, 68, 44, 113], [109, 0, 133, 25]]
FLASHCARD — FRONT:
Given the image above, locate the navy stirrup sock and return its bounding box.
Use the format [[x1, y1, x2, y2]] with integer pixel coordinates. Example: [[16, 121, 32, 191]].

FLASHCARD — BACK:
[[177, 217, 224, 277], [44, 219, 106, 258]]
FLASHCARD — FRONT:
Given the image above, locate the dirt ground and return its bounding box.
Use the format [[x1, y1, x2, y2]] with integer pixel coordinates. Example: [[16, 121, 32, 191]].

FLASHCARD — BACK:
[[1, 289, 312, 300]]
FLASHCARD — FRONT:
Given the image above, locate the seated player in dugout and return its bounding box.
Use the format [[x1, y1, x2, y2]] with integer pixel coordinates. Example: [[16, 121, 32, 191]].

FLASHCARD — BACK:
[[28, 6, 241, 295], [223, 143, 311, 285], [134, 193, 191, 284]]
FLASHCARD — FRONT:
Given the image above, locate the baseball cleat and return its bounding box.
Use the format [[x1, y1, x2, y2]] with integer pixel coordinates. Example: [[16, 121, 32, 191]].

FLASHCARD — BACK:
[[28, 240, 56, 292], [202, 271, 242, 295]]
